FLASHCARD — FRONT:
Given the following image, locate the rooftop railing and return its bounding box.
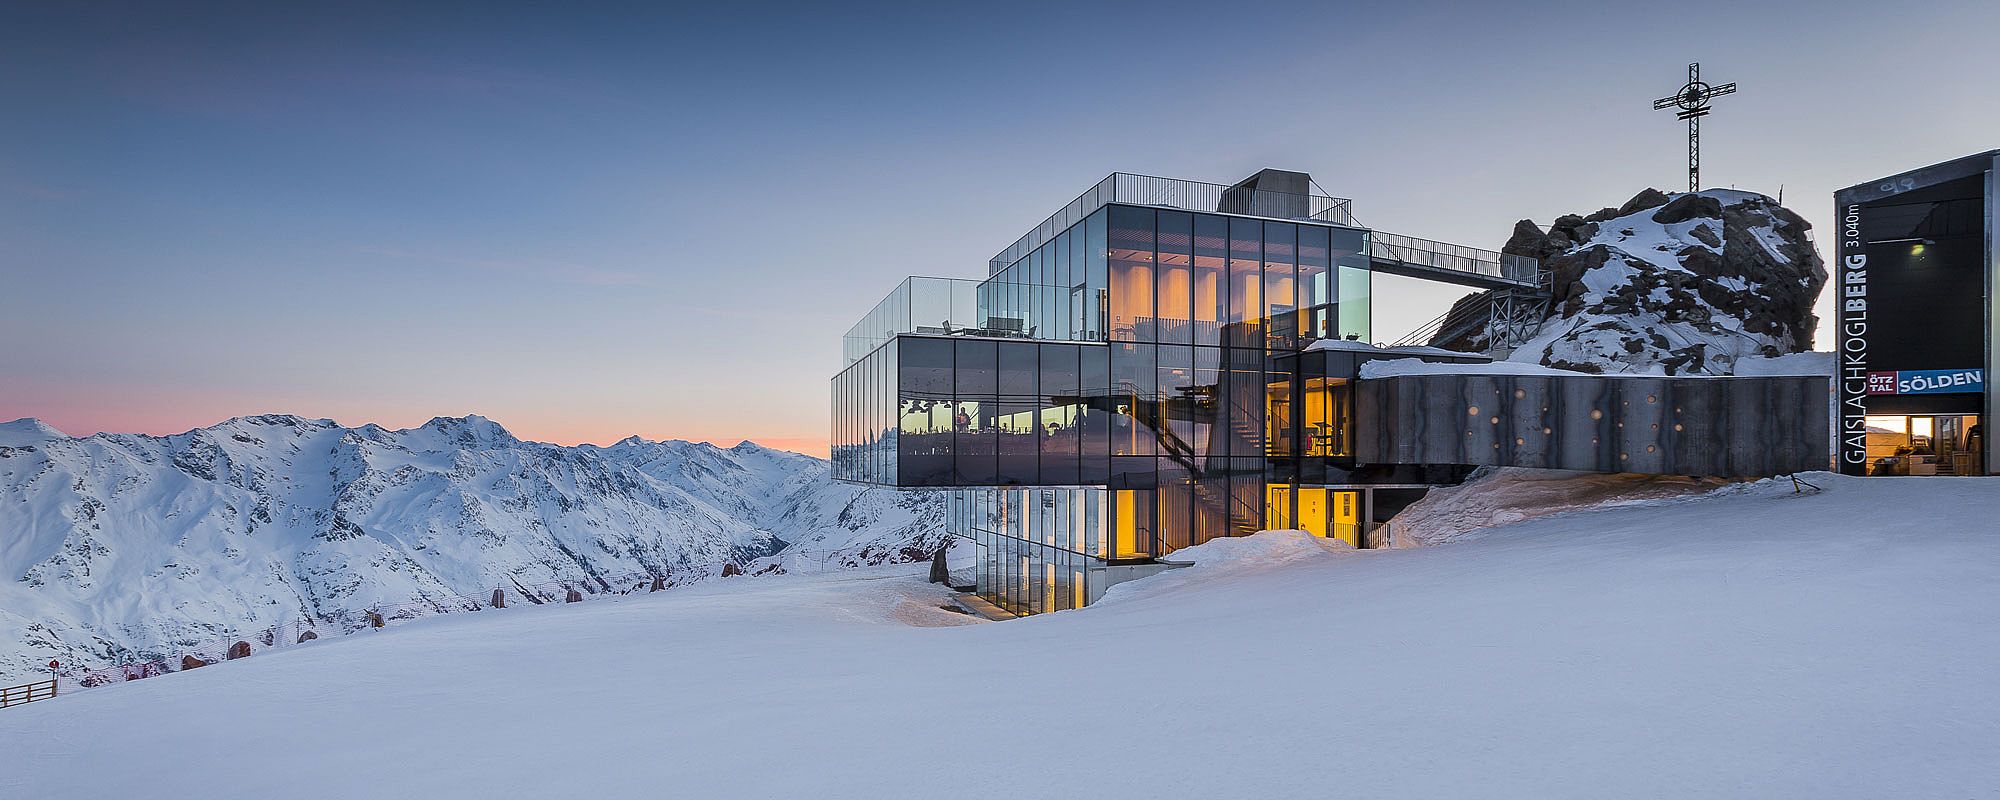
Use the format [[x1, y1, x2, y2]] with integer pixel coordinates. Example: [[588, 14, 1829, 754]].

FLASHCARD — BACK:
[[988, 173, 1356, 275]]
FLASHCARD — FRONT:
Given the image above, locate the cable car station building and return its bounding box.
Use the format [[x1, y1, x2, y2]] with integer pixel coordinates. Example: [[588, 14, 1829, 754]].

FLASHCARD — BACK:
[[1834, 149, 2000, 477], [834, 170, 1830, 615]]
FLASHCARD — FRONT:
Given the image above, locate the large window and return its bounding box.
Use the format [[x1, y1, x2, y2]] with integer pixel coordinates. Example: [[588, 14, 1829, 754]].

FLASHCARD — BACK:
[[1108, 206, 1156, 343], [1155, 210, 1194, 345], [1303, 376, 1352, 457], [1111, 342, 1155, 457], [1263, 222, 1297, 351], [1040, 344, 1081, 485], [996, 342, 1038, 485], [1297, 225, 1332, 342], [954, 339, 997, 484], [1192, 214, 1228, 347], [951, 487, 1111, 614], [1228, 218, 1262, 348], [1335, 229, 1370, 341], [897, 337, 954, 485]]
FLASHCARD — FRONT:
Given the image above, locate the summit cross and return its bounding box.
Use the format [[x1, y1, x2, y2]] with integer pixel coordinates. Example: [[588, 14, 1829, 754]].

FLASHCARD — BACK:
[[1652, 62, 1738, 192]]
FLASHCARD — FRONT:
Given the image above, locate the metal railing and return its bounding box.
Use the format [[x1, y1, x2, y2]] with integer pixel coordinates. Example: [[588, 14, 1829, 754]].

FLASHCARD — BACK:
[[1389, 307, 1455, 348], [1, 678, 56, 709], [842, 276, 1084, 365], [1369, 232, 1542, 285], [988, 172, 1356, 275]]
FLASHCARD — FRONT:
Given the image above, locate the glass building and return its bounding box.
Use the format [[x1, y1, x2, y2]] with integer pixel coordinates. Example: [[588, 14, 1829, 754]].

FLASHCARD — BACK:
[[833, 169, 1538, 614]]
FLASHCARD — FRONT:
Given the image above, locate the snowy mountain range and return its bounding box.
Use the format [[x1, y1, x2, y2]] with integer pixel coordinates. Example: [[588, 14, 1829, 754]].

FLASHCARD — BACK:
[[0, 414, 945, 681]]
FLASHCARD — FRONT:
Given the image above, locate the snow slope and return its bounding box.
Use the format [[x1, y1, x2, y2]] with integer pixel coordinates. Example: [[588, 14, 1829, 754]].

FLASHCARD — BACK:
[[4, 473, 1993, 798], [0, 415, 944, 681]]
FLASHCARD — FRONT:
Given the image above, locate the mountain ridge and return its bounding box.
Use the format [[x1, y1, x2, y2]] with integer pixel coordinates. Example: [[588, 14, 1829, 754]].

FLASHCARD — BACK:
[[0, 414, 944, 680]]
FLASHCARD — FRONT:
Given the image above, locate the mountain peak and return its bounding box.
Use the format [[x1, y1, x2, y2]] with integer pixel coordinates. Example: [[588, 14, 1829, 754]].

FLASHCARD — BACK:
[[415, 415, 518, 445], [0, 418, 66, 446]]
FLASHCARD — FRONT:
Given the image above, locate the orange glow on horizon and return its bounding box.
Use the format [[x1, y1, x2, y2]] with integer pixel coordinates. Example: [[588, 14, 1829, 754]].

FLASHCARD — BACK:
[[1, 387, 832, 459]]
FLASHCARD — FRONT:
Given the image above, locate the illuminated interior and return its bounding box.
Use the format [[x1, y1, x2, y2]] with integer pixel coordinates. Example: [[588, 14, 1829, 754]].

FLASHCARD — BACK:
[[1865, 414, 1983, 475], [1264, 484, 1362, 545]]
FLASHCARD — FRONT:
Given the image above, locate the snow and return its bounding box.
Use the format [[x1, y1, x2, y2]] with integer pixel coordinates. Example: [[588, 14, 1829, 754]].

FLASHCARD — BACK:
[[1361, 353, 1838, 382], [1382, 466, 1732, 546], [4, 472, 1996, 798], [1733, 350, 1835, 377], [0, 416, 945, 682], [1361, 357, 1583, 379], [1508, 188, 1816, 376], [1304, 337, 1392, 352]]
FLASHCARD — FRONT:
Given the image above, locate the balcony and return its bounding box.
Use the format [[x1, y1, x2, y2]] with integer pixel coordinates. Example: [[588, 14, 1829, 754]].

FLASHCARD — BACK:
[[842, 276, 1084, 365], [988, 173, 1356, 275]]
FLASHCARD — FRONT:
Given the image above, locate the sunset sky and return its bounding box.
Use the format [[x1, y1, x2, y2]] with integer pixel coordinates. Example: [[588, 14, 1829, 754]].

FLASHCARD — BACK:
[[5, 1, 1998, 457]]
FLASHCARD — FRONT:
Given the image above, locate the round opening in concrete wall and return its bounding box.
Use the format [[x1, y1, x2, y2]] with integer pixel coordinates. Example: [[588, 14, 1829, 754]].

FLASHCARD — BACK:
[[1514, 388, 1526, 399], [1590, 409, 1603, 420], [1467, 406, 1480, 416]]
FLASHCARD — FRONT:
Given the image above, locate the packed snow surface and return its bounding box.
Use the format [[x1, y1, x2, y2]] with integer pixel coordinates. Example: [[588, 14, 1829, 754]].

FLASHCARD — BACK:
[[5, 473, 1997, 798]]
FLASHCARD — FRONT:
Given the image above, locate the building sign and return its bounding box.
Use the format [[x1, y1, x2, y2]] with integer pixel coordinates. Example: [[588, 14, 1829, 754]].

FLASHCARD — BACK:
[[1836, 203, 1869, 473], [1866, 369, 1985, 396]]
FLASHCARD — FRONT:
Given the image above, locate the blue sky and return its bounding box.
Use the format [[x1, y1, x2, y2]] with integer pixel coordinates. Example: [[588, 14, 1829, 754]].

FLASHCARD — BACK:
[[4, 1, 1998, 453]]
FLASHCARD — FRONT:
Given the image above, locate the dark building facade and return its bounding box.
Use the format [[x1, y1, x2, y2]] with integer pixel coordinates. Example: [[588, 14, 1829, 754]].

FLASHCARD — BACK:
[[1833, 150, 2000, 476], [836, 170, 1831, 615]]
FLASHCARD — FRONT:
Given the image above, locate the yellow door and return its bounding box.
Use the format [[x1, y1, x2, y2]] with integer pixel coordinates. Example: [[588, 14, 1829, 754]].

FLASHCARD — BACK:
[[1297, 488, 1328, 538], [1332, 491, 1360, 546], [1265, 484, 1292, 531]]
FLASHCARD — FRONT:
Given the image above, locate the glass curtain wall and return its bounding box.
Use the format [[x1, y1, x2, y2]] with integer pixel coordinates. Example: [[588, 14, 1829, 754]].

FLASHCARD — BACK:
[[986, 208, 1109, 343], [884, 337, 1101, 487], [950, 486, 1110, 615], [831, 337, 900, 485], [864, 207, 1377, 608], [1088, 204, 1372, 555]]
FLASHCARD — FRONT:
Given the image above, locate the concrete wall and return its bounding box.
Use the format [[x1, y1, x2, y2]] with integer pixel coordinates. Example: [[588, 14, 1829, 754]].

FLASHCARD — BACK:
[[1355, 373, 1831, 477]]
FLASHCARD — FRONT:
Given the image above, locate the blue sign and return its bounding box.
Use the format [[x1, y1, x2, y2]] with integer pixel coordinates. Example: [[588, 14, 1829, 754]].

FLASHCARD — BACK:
[[1895, 368, 1984, 395]]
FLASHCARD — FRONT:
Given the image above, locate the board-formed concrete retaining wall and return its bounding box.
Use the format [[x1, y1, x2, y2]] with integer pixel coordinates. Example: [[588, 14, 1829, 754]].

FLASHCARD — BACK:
[[1355, 373, 1831, 477]]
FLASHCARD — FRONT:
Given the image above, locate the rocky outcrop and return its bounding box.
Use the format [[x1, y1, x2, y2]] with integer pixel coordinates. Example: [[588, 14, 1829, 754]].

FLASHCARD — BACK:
[[1434, 188, 1826, 375]]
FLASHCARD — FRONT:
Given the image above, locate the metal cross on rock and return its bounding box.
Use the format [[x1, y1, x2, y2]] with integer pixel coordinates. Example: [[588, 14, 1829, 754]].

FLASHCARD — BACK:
[[1652, 62, 1737, 192]]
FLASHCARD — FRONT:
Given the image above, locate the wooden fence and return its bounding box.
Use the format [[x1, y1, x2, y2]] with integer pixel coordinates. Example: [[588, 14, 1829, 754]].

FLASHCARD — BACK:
[[1, 678, 56, 708]]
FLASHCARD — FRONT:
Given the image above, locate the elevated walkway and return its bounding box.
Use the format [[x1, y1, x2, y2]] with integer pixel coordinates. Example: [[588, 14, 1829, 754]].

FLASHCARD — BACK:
[[1367, 231, 1543, 290]]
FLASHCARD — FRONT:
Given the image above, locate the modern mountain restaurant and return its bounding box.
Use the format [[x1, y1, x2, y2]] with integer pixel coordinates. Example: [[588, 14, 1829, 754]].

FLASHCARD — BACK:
[[834, 170, 1831, 615], [1834, 150, 2000, 477]]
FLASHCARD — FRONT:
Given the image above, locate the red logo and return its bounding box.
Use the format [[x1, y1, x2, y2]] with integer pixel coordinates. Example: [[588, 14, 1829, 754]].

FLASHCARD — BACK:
[[1865, 371, 1899, 395]]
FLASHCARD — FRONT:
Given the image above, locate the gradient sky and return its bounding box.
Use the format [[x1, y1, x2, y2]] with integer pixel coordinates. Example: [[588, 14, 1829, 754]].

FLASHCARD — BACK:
[[5, 1, 1999, 456]]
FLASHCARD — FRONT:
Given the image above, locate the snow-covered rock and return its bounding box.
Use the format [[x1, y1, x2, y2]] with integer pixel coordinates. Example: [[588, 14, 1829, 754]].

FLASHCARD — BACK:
[[1437, 188, 1827, 375], [0, 415, 944, 680]]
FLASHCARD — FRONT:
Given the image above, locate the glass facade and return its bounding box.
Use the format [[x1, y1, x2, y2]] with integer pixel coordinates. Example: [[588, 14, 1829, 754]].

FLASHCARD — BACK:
[[835, 200, 1380, 614], [951, 487, 1110, 615]]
